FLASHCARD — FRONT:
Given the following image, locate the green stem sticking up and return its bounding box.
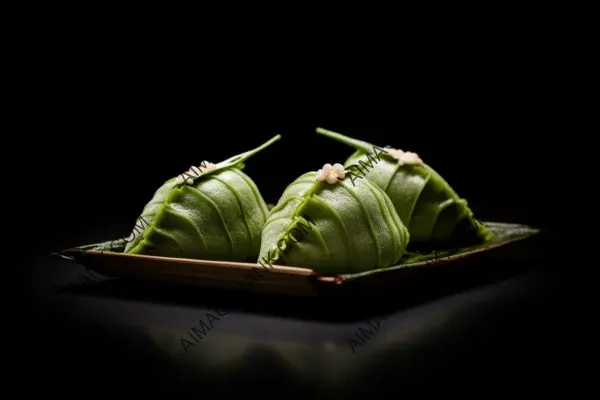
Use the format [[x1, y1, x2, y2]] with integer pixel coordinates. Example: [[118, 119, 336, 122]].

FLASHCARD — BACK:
[[316, 127, 376, 154], [184, 134, 281, 184], [216, 134, 281, 170]]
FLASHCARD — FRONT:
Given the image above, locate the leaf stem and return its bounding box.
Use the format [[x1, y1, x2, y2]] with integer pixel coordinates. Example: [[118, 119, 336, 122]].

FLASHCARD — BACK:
[[315, 127, 375, 154], [216, 134, 282, 169]]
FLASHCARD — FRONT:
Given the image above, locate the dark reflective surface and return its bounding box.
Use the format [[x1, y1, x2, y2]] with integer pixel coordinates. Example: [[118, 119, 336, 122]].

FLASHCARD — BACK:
[[24, 225, 570, 397]]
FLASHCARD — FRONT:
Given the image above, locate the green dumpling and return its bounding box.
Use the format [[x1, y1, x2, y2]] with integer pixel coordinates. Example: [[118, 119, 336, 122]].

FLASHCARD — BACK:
[[316, 128, 490, 247], [122, 135, 281, 261], [258, 164, 410, 275]]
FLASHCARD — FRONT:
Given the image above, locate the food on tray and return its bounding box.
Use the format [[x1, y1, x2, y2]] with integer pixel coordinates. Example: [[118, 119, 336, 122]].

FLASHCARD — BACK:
[[258, 163, 409, 275], [316, 127, 490, 246], [122, 135, 281, 261]]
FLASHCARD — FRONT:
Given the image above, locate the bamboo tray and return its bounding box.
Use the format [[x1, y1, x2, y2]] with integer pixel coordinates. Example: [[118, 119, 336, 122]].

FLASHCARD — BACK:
[[53, 222, 539, 297]]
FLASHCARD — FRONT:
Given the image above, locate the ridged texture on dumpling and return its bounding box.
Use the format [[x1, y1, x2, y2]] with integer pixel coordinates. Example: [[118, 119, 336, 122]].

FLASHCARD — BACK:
[[317, 128, 490, 245], [124, 169, 268, 260], [258, 171, 409, 275], [122, 135, 280, 261], [344, 150, 487, 243]]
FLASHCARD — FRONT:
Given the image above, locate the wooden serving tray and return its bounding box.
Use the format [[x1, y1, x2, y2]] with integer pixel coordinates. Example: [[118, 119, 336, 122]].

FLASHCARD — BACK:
[[53, 222, 539, 297]]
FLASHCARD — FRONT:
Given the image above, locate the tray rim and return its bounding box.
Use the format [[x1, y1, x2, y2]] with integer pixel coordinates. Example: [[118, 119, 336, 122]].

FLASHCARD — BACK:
[[53, 221, 540, 286]]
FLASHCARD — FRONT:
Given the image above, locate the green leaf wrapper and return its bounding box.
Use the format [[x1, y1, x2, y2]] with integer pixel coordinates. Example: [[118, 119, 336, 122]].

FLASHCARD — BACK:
[[122, 135, 281, 261], [258, 170, 410, 275], [316, 128, 491, 247]]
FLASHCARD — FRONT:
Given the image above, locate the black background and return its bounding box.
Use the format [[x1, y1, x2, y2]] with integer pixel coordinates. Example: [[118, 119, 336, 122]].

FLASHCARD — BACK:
[[12, 33, 577, 397]]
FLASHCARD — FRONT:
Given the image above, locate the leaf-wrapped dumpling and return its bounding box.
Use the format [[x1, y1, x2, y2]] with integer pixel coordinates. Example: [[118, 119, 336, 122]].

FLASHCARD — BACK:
[[316, 128, 490, 247], [258, 163, 410, 275], [121, 135, 281, 261]]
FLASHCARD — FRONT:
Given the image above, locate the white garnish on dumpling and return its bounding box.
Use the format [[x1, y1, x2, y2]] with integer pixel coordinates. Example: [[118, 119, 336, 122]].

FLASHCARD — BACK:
[[175, 161, 217, 184], [386, 148, 404, 159], [198, 161, 216, 172], [398, 151, 423, 165], [386, 148, 423, 166], [332, 163, 345, 179], [316, 163, 346, 184]]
